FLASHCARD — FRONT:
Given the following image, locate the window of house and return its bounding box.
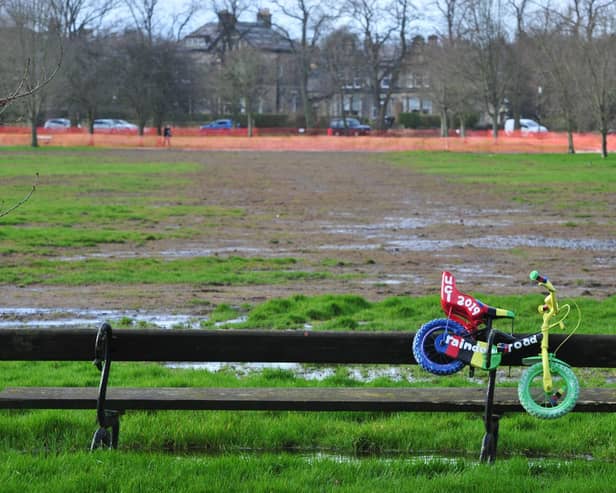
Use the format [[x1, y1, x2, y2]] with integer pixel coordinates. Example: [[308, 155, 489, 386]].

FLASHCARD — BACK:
[[408, 97, 421, 112], [290, 92, 298, 113], [422, 99, 433, 114], [343, 78, 363, 89], [405, 73, 415, 88], [343, 95, 361, 114]]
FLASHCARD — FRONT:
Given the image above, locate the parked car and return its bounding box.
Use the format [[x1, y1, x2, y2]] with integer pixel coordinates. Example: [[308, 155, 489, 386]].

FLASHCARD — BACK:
[[504, 118, 547, 134], [329, 118, 371, 136], [93, 119, 138, 132], [201, 119, 235, 129], [44, 118, 71, 129], [112, 119, 139, 131]]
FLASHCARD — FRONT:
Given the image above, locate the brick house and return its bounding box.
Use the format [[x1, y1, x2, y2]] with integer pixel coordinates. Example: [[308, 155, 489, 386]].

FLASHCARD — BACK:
[[183, 9, 300, 115]]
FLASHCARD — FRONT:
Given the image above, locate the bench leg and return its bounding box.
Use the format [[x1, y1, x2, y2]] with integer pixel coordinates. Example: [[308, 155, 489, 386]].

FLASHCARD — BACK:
[[480, 364, 500, 463], [91, 323, 122, 450], [90, 410, 121, 450], [479, 414, 500, 463]]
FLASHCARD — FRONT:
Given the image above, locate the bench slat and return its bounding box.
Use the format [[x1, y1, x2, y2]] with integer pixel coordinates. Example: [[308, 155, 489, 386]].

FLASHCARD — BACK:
[[2, 329, 616, 367], [1, 387, 615, 412]]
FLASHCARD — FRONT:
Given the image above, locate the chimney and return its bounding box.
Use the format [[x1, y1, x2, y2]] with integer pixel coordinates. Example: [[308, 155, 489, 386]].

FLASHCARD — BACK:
[[217, 10, 237, 29], [257, 8, 271, 27]]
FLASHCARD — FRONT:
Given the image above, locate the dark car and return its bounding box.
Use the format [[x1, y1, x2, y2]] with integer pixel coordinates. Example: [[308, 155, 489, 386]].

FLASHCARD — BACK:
[[201, 119, 235, 129], [329, 118, 371, 136]]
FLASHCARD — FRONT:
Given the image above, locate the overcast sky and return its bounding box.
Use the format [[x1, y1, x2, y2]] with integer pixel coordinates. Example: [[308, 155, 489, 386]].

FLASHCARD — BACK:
[[122, 0, 440, 39]]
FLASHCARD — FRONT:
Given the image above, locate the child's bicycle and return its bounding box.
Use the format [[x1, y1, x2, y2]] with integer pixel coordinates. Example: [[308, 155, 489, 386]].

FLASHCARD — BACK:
[[412, 270, 580, 420]]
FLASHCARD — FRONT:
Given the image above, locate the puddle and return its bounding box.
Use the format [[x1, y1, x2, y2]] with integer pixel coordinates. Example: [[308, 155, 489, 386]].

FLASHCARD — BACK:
[[386, 235, 616, 252], [166, 361, 419, 382], [362, 274, 424, 285], [59, 245, 285, 261], [0, 307, 201, 330]]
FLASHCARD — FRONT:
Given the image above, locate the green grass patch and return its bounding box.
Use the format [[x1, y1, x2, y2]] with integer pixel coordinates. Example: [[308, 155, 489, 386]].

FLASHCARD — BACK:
[[387, 152, 616, 211], [387, 152, 616, 187], [0, 150, 243, 253], [1, 358, 616, 490], [0, 256, 331, 286], [211, 292, 616, 335], [1, 451, 616, 493]]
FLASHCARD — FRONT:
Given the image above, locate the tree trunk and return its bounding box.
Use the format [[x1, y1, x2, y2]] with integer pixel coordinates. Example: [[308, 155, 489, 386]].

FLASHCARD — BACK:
[[247, 114, 254, 137], [601, 130, 608, 158], [30, 119, 38, 148], [567, 131, 575, 154], [299, 74, 313, 129], [565, 118, 575, 154], [459, 116, 466, 138], [440, 108, 449, 137]]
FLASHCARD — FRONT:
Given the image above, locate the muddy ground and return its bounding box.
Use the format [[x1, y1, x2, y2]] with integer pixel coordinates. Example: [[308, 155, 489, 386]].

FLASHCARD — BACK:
[[4, 150, 615, 315]]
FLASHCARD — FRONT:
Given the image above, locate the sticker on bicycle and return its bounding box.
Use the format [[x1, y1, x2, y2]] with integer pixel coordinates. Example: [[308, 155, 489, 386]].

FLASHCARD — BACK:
[[440, 271, 488, 326], [496, 333, 542, 353], [437, 334, 501, 370]]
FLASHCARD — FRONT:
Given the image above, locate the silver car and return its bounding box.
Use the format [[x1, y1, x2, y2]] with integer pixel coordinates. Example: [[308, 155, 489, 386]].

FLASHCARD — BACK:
[[43, 118, 71, 129]]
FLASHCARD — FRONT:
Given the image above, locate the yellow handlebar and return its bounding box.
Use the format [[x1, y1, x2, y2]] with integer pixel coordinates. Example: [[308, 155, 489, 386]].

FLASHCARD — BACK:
[[529, 271, 559, 329]]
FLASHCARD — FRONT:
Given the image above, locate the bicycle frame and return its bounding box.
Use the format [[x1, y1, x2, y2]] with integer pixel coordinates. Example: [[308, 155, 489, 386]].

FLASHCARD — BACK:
[[530, 272, 564, 394]]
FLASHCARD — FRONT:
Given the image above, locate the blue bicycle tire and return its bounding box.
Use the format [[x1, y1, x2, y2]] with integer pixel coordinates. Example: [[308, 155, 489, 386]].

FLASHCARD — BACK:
[[412, 318, 468, 375]]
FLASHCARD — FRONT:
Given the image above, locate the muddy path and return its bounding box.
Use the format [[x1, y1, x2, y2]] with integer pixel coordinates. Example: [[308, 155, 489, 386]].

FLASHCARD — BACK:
[[3, 150, 615, 316]]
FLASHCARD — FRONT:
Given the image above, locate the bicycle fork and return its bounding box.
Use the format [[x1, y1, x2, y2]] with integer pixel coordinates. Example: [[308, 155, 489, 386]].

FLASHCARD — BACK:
[[541, 326, 553, 393]]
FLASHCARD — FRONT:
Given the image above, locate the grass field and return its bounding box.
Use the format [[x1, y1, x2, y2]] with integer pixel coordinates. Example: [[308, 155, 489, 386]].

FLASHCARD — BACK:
[[1, 148, 615, 491]]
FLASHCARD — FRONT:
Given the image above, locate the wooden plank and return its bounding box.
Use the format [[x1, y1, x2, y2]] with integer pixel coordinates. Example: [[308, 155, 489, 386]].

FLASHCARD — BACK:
[[0, 328, 615, 367], [1, 386, 615, 412]]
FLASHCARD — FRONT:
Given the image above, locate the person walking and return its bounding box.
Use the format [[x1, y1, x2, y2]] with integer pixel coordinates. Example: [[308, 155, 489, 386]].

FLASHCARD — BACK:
[[163, 125, 172, 147]]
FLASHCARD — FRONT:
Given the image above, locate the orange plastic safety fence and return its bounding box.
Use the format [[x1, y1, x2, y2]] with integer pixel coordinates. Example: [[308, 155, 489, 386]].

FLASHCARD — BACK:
[[0, 129, 615, 153]]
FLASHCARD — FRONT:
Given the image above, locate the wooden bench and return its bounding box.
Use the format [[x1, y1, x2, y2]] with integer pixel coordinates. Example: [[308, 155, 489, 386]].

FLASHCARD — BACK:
[[1, 324, 615, 461]]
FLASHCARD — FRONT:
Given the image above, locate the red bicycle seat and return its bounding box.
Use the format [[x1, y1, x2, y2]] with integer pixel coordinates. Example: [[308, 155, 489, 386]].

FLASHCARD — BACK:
[[440, 271, 515, 330]]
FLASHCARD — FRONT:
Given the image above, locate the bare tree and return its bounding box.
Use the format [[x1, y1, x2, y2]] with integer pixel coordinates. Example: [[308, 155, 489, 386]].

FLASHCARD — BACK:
[[505, 0, 535, 130], [459, 0, 512, 137], [63, 30, 116, 132], [425, 38, 468, 136], [426, 0, 472, 136], [117, 0, 199, 132], [217, 46, 273, 135], [346, 0, 416, 130], [320, 27, 364, 117], [1, 0, 63, 146], [50, 0, 117, 39], [568, 0, 616, 157], [530, 5, 581, 153], [272, 0, 337, 128], [123, 0, 199, 41], [436, 0, 472, 40], [150, 39, 196, 133], [0, 58, 60, 111]]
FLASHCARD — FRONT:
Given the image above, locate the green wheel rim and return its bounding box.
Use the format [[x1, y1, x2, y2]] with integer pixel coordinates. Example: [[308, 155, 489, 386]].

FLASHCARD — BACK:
[[518, 361, 579, 419]]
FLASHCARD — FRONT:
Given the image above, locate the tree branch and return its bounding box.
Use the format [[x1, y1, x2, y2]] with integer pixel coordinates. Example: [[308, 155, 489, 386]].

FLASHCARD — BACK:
[[0, 36, 64, 111], [0, 173, 39, 219]]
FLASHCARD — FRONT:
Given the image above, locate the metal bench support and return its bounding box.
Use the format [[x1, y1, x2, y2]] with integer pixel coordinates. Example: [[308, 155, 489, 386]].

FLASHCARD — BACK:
[[91, 323, 121, 450], [479, 320, 500, 463]]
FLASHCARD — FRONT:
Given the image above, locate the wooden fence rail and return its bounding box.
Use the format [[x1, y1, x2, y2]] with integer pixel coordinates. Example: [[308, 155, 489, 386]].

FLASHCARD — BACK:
[[0, 328, 614, 367]]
